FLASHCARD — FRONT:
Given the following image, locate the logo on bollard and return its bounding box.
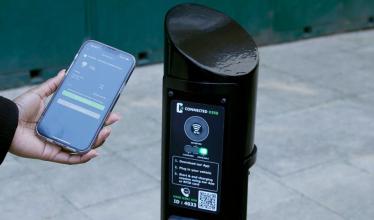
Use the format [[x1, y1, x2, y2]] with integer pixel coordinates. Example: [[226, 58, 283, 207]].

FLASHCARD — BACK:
[[177, 102, 184, 113]]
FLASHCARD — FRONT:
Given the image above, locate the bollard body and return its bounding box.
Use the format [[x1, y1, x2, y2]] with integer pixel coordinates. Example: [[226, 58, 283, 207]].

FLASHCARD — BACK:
[[161, 4, 258, 220]]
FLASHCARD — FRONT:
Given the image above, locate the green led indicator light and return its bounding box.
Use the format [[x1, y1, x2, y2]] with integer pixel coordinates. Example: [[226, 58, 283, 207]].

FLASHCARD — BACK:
[[198, 148, 208, 156]]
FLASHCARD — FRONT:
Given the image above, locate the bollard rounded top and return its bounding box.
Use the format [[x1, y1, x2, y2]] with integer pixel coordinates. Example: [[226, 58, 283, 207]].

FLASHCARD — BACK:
[[165, 3, 259, 78]]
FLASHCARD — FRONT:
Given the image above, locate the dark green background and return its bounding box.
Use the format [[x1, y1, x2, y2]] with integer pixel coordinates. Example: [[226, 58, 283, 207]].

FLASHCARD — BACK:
[[0, 0, 373, 89]]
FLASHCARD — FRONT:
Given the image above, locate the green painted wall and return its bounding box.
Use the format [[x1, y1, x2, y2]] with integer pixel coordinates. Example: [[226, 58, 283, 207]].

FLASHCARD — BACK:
[[0, 0, 373, 89]]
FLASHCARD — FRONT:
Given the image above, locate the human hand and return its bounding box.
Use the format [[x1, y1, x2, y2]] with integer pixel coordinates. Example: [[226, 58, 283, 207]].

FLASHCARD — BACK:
[[10, 69, 121, 164]]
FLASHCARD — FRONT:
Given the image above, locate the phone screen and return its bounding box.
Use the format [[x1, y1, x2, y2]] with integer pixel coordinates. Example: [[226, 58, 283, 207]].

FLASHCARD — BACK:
[[37, 40, 135, 152]]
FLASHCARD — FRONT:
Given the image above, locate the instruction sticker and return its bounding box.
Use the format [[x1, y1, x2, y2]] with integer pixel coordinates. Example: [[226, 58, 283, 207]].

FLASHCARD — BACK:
[[168, 100, 225, 214]]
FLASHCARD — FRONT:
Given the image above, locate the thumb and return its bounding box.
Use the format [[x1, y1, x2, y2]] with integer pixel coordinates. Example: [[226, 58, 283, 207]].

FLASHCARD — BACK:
[[35, 69, 65, 98]]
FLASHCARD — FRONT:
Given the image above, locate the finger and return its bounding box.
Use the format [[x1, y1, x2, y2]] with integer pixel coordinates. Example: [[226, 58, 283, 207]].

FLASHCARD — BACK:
[[40, 141, 98, 165], [35, 69, 65, 98], [52, 149, 98, 165], [105, 112, 121, 126], [93, 126, 111, 148]]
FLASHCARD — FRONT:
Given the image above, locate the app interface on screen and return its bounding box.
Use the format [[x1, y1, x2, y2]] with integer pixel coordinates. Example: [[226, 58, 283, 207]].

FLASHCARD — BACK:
[[38, 42, 134, 151]]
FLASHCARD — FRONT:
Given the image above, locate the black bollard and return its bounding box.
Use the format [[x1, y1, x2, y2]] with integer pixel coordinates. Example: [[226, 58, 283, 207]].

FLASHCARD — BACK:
[[161, 4, 258, 220]]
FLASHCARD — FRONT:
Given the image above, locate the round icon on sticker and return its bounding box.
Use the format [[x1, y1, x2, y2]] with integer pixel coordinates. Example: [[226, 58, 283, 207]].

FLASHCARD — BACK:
[[184, 116, 209, 142]]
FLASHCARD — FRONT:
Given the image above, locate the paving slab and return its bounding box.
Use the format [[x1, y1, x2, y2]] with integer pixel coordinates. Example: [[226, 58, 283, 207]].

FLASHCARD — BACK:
[[0, 173, 78, 219], [103, 64, 163, 154], [105, 102, 162, 153], [335, 30, 374, 49], [280, 161, 374, 220], [256, 98, 374, 176], [260, 32, 371, 89], [348, 154, 374, 175], [246, 168, 299, 214], [117, 142, 162, 181], [82, 186, 161, 220], [37, 154, 159, 209], [247, 196, 344, 220], [0, 154, 30, 181], [256, 65, 341, 120], [47, 211, 91, 220]]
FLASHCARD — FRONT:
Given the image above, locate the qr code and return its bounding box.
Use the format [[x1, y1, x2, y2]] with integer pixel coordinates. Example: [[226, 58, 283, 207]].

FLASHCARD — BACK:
[[198, 190, 217, 212]]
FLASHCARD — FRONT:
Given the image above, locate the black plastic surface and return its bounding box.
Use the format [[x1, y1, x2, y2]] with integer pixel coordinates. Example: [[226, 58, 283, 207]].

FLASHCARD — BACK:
[[162, 3, 259, 220]]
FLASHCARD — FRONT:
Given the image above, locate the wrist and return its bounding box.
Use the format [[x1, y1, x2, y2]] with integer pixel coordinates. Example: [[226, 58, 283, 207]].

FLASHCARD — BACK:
[[0, 97, 19, 164]]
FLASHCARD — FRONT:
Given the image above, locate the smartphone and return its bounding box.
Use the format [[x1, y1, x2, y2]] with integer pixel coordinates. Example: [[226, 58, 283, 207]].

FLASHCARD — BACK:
[[36, 40, 136, 154]]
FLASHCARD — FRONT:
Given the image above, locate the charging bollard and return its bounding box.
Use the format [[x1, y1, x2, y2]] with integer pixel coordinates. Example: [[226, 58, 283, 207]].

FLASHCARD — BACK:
[[161, 4, 258, 220]]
